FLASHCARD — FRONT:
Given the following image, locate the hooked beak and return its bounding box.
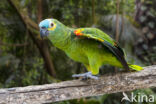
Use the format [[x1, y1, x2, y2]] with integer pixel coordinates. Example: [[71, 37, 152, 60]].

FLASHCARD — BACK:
[[40, 28, 49, 38]]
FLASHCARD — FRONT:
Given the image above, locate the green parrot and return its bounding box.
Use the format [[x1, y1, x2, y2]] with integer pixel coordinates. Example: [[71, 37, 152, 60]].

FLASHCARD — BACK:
[[39, 18, 143, 79]]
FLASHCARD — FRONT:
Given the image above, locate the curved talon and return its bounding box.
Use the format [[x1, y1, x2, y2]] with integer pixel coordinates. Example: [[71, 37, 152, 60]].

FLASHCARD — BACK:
[[72, 72, 98, 80]]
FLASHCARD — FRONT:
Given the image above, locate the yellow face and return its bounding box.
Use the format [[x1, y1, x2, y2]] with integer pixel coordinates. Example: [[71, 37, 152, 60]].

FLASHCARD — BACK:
[[47, 20, 56, 31]]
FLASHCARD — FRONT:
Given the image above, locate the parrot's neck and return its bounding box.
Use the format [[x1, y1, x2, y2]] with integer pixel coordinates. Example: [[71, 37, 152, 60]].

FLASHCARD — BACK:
[[49, 27, 72, 50]]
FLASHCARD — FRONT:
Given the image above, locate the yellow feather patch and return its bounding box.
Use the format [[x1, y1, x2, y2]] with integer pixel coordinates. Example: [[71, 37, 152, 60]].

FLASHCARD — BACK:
[[98, 38, 104, 42], [129, 64, 143, 71], [48, 22, 56, 31]]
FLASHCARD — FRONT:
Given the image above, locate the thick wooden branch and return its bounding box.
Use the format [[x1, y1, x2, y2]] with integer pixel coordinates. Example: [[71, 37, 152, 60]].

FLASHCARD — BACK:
[[0, 65, 156, 104]]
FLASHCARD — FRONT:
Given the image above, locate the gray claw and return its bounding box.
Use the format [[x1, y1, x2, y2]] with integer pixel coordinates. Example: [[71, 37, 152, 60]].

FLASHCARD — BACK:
[[72, 72, 98, 80]]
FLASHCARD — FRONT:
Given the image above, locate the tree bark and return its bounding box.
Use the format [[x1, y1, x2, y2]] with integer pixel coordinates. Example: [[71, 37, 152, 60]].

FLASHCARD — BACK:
[[37, 0, 43, 23], [115, 0, 120, 42], [0, 65, 155, 104]]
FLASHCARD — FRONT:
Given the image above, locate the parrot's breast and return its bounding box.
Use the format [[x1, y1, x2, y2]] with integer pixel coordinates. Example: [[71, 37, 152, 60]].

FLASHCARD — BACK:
[[65, 43, 89, 65]]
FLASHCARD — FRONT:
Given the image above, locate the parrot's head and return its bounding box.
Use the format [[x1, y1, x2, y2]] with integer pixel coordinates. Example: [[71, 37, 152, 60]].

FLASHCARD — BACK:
[[39, 18, 65, 39]]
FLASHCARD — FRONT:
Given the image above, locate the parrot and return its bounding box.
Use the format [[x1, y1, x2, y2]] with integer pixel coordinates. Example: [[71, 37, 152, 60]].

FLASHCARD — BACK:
[[39, 18, 143, 79]]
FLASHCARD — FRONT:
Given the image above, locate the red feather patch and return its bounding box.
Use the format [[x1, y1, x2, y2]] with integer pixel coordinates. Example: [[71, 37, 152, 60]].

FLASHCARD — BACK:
[[74, 29, 84, 36]]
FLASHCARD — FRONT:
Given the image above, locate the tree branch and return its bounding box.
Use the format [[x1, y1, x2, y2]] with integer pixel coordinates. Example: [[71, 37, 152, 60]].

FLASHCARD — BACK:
[[0, 65, 155, 103], [7, 0, 56, 77], [115, 0, 120, 42], [37, 0, 43, 23]]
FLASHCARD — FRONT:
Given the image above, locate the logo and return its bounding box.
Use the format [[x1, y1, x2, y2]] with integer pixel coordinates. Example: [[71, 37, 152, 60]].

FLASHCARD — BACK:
[[121, 92, 155, 102]]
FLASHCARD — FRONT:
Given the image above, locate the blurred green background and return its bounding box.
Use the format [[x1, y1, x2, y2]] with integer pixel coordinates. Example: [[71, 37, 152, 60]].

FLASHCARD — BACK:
[[0, 0, 156, 104]]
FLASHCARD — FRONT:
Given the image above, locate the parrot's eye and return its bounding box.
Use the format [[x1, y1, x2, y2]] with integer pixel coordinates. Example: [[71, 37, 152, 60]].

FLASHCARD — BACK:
[[50, 23, 54, 27], [48, 21, 56, 30]]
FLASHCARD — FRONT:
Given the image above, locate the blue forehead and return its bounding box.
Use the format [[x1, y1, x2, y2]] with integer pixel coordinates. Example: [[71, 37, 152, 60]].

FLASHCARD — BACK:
[[39, 19, 50, 28]]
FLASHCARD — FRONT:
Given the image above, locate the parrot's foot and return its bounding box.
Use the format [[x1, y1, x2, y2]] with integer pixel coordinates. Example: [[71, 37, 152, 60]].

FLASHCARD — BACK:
[[72, 72, 98, 80]]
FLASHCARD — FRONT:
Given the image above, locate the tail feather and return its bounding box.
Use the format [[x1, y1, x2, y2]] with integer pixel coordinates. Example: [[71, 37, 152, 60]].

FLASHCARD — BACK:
[[102, 41, 130, 71], [128, 64, 143, 71]]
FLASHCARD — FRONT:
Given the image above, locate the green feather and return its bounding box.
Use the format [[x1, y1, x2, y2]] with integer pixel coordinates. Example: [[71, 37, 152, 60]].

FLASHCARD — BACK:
[[128, 64, 143, 71], [75, 28, 130, 71], [43, 19, 143, 75]]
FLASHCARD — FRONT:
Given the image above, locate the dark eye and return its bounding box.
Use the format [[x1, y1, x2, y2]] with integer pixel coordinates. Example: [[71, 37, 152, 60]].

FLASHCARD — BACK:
[[50, 23, 54, 27]]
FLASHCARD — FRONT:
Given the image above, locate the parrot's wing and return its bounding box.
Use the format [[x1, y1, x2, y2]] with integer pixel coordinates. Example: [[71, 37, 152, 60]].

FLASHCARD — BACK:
[[73, 28, 129, 70]]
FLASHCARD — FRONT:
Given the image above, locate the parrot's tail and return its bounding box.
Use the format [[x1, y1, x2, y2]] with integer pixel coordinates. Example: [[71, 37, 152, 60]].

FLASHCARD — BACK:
[[128, 64, 143, 71]]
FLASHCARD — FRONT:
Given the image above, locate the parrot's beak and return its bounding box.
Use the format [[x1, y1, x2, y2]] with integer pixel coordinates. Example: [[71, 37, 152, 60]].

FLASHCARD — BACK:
[[40, 28, 49, 39]]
